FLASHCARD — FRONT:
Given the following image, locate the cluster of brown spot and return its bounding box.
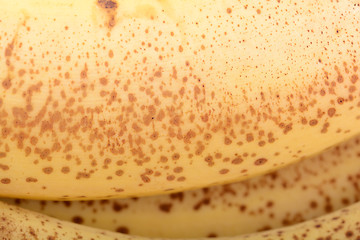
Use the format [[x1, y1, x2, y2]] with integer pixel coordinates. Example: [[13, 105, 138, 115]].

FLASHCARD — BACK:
[[0, 0, 358, 205]]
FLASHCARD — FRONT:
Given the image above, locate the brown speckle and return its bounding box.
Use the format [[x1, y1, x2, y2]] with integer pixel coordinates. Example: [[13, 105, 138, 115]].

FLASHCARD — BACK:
[[42, 167, 53, 174], [1, 178, 10, 184], [72, 216, 84, 224], [97, 0, 117, 9], [116, 226, 129, 234], [255, 158, 267, 165], [159, 203, 172, 213]]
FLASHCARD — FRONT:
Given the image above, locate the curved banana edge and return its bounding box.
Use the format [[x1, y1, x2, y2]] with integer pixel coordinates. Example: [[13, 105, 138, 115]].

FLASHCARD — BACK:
[[0, 200, 140, 240], [3, 134, 360, 238], [1, 199, 360, 240]]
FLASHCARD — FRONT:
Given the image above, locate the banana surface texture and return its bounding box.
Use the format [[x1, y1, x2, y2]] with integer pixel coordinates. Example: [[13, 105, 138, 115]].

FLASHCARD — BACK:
[[0, 0, 360, 200], [3, 134, 360, 238], [2, 199, 360, 239]]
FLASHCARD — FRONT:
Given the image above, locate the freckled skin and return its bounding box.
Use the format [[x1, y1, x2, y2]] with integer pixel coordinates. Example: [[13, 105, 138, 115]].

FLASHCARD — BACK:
[[3, 197, 360, 240], [0, 0, 360, 200], [3, 135, 360, 238]]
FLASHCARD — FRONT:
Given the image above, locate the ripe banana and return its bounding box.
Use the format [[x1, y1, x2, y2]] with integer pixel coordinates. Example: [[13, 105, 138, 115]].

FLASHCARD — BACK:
[[2, 198, 360, 240], [3, 134, 360, 238], [1, 0, 360, 200]]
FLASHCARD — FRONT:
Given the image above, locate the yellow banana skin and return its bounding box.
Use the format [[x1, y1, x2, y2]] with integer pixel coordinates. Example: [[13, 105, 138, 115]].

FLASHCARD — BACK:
[[4, 134, 360, 238], [2, 199, 360, 240], [1, 0, 360, 200]]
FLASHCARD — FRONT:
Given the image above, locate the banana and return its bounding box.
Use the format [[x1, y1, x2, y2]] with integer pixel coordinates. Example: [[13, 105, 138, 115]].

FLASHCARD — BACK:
[[1, 0, 360, 200], [0, 200, 130, 240], [2, 198, 360, 240], [3, 134, 360, 238]]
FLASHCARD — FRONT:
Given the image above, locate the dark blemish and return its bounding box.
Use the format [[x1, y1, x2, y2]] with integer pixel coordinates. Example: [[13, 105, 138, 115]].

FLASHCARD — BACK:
[[0, 164, 9, 171], [337, 97, 344, 104], [169, 192, 184, 201], [97, 0, 118, 9], [193, 198, 211, 210], [219, 169, 229, 174], [255, 158, 267, 165], [208, 233, 218, 238], [232, 157, 243, 164], [72, 216, 84, 224], [116, 226, 129, 234], [5, 42, 14, 57], [2, 77, 12, 89], [309, 119, 318, 126], [61, 166, 70, 174], [97, 0, 118, 29], [159, 203, 172, 213], [113, 202, 127, 212], [345, 231, 353, 238], [42, 167, 53, 174], [26, 177, 38, 182], [328, 108, 336, 117], [1, 178, 11, 184], [141, 174, 150, 183]]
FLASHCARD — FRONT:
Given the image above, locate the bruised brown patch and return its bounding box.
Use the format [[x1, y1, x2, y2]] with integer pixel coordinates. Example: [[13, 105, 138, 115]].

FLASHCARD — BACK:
[[97, 0, 118, 29], [97, 0, 118, 9]]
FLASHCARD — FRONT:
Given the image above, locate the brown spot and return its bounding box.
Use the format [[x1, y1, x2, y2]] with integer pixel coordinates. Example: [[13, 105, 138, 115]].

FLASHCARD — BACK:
[[98, 0, 118, 9], [26, 177, 38, 182], [113, 202, 127, 212], [224, 137, 232, 145], [337, 97, 344, 104], [351, 74, 358, 83], [18, 69, 26, 77], [2, 77, 11, 89], [170, 192, 184, 201], [246, 133, 254, 142], [167, 175, 175, 181], [0, 152, 6, 158], [283, 124, 293, 134], [42, 167, 53, 174], [310, 201, 318, 209], [309, 119, 318, 126], [255, 158, 267, 165], [72, 216, 84, 224], [115, 170, 123, 176], [1, 178, 10, 184], [328, 108, 336, 117], [173, 167, 183, 173], [346, 231, 354, 238], [208, 233, 218, 238], [116, 226, 129, 234], [141, 175, 150, 183], [30, 137, 38, 145], [154, 70, 162, 78], [61, 166, 70, 174], [232, 157, 243, 165], [109, 50, 114, 58], [5, 42, 14, 57], [219, 169, 229, 174], [99, 77, 108, 85], [80, 64, 88, 79], [226, 8, 232, 14], [0, 164, 9, 171], [159, 203, 172, 212], [128, 93, 137, 102]]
